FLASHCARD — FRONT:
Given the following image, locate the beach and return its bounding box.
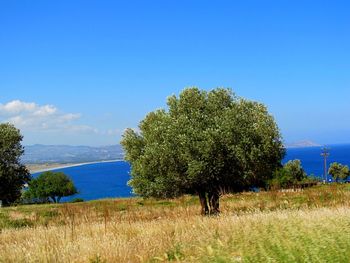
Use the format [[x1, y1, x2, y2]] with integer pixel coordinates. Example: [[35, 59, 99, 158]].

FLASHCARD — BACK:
[[27, 159, 123, 174]]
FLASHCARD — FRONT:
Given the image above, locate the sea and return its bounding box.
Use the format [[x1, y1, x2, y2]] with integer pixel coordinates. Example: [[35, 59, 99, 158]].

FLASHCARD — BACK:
[[31, 144, 350, 202], [32, 161, 133, 202], [285, 144, 350, 179]]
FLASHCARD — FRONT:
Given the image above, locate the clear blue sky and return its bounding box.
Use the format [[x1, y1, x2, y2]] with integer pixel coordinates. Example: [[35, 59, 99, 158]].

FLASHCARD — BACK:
[[1, 0, 349, 146]]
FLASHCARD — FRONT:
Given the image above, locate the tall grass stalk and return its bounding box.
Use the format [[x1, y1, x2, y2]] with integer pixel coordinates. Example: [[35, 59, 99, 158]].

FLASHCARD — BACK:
[[0, 184, 349, 262]]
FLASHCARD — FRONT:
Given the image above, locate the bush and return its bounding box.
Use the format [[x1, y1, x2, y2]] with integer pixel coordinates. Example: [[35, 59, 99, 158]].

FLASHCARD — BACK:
[[24, 171, 78, 203], [71, 198, 84, 203], [329, 162, 350, 182], [269, 160, 309, 189]]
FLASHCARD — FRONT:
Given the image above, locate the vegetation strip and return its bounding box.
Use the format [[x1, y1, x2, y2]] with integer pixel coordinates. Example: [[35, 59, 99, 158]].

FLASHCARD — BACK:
[[1, 185, 350, 262]]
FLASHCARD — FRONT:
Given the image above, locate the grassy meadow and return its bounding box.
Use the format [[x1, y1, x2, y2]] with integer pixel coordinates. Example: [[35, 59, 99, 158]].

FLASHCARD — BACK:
[[1, 184, 350, 262]]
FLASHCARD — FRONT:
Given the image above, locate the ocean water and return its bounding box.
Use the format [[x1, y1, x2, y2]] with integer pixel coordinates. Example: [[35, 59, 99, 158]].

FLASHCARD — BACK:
[[284, 144, 350, 180], [31, 144, 350, 201], [31, 161, 133, 202]]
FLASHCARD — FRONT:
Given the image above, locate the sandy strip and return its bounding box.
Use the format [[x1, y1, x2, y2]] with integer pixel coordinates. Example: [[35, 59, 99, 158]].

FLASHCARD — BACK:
[[29, 159, 124, 174]]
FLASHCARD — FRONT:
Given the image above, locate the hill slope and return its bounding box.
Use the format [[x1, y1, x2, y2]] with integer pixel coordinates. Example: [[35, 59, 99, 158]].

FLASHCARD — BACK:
[[22, 144, 124, 164], [1, 185, 350, 262]]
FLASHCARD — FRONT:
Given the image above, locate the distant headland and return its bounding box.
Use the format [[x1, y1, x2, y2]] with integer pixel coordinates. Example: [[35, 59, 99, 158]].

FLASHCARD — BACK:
[[285, 140, 322, 148]]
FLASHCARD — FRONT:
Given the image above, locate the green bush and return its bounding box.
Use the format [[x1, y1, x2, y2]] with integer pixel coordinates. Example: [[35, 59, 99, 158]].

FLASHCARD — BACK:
[[24, 171, 78, 203], [269, 160, 311, 189], [71, 198, 84, 203]]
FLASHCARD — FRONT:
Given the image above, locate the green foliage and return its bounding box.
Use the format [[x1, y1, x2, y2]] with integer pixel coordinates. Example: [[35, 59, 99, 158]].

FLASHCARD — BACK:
[[89, 255, 107, 263], [270, 160, 308, 189], [0, 123, 31, 205], [121, 87, 285, 198], [0, 212, 33, 230], [165, 244, 184, 261], [328, 162, 350, 182], [24, 171, 77, 203], [71, 198, 84, 203]]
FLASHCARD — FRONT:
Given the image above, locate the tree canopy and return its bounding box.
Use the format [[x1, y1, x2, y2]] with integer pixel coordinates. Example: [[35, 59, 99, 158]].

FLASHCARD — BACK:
[[25, 171, 77, 203], [328, 162, 350, 182], [121, 88, 285, 214], [0, 123, 30, 205], [269, 159, 308, 189]]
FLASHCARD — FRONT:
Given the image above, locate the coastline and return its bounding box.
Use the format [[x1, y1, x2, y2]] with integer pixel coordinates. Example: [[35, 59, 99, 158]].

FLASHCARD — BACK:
[[28, 159, 124, 174]]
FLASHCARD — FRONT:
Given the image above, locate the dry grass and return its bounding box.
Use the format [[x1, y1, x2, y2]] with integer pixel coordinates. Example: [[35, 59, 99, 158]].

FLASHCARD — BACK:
[[1, 184, 350, 262]]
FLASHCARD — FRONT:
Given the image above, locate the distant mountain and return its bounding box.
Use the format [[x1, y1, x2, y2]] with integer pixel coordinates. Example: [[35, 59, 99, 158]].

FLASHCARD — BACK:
[[23, 144, 124, 164], [285, 140, 321, 148]]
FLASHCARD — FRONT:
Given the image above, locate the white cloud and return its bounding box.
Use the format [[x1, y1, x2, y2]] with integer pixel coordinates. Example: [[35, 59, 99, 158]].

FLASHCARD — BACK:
[[32, 104, 57, 117], [58, 113, 81, 122], [0, 100, 96, 134], [0, 100, 127, 145], [0, 100, 37, 115], [106, 128, 123, 136]]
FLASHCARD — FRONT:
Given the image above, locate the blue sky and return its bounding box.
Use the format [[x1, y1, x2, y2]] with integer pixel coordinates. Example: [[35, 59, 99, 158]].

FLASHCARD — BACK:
[[1, 0, 349, 146]]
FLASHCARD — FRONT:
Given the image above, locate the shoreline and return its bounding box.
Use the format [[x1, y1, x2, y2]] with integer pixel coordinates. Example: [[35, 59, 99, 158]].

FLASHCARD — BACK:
[[28, 159, 124, 174]]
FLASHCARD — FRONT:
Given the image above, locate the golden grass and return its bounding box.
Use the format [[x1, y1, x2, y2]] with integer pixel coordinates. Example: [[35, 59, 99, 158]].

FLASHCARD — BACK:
[[1, 185, 350, 262]]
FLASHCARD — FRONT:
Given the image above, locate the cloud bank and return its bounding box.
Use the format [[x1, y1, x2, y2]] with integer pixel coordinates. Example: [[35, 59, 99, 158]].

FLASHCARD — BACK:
[[0, 100, 97, 134]]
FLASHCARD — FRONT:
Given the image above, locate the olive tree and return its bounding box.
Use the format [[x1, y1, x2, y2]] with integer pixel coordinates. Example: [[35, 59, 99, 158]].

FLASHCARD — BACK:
[[25, 171, 77, 203], [269, 159, 307, 189], [328, 162, 350, 182], [0, 123, 30, 205], [121, 88, 285, 215]]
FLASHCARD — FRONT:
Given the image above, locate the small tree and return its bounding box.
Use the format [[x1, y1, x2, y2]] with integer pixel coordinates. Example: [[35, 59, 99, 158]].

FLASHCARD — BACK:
[[328, 162, 350, 182], [25, 171, 77, 203], [0, 123, 31, 205], [270, 159, 307, 189]]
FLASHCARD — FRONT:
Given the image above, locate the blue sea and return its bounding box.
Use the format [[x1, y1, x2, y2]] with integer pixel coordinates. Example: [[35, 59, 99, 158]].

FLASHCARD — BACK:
[[32, 161, 133, 202], [32, 144, 350, 201], [285, 144, 350, 179]]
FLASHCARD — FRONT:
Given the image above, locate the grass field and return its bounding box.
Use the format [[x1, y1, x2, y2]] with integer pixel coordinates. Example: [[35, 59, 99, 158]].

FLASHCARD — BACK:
[[1, 184, 350, 262]]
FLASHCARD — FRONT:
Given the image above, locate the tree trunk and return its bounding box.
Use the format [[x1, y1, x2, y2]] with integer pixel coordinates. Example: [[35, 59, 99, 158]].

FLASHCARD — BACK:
[[198, 190, 220, 216], [198, 191, 209, 215], [208, 190, 220, 215]]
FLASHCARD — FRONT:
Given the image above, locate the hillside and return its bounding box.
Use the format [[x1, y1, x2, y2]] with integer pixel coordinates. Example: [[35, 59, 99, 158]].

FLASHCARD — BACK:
[[285, 140, 321, 148], [22, 144, 124, 164], [1, 184, 350, 262]]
